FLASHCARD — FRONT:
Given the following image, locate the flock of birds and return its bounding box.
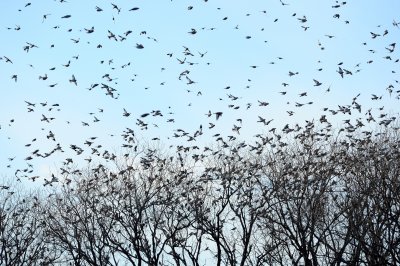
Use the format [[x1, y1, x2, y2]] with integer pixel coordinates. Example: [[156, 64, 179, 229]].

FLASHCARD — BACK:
[[0, 0, 399, 188]]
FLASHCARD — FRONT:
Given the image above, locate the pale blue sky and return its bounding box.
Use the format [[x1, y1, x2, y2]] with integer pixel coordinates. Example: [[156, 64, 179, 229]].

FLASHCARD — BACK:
[[1, 0, 399, 184]]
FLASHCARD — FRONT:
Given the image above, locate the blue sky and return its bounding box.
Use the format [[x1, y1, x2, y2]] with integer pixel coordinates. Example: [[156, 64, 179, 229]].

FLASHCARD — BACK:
[[1, 0, 399, 184]]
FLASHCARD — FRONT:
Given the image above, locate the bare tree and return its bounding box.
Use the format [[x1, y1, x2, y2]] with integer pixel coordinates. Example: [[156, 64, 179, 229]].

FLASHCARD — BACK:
[[42, 171, 115, 266], [0, 181, 58, 265], [2, 120, 400, 266]]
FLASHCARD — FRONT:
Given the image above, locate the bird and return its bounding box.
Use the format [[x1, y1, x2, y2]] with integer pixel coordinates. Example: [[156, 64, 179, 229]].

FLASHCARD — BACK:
[[337, 67, 344, 78], [214, 112, 223, 120], [25, 101, 35, 107], [41, 114, 54, 123], [198, 51, 207, 57], [39, 74, 48, 80], [370, 32, 380, 39], [84, 26, 94, 34], [123, 108, 131, 117], [232, 124, 241, 134], [111, 3, 121, 13], [69, 75, 77, 85], [313, 79, 322, 86], [188, 28, 197, 34], [257, 116, 273, 125], [2, 56, 13, 63]]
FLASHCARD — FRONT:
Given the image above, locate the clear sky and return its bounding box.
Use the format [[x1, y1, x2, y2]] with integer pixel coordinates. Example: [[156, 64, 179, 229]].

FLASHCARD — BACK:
[[0, 0, 399, 185]]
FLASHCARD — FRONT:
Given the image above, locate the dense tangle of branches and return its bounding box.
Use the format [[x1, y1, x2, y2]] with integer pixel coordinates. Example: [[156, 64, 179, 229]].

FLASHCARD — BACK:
[[1, 121, 400, 266]]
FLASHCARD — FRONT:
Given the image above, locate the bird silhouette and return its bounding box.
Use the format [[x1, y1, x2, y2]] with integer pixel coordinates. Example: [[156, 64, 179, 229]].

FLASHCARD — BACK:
[[69, 75, 77, 85]]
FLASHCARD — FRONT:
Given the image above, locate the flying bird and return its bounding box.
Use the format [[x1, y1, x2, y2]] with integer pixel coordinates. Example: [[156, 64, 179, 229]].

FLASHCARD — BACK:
[[69, 75, 77, 85], [313, 79, 322, 86], [123, 108, 131, 117], [214, 112, 223, 120]]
